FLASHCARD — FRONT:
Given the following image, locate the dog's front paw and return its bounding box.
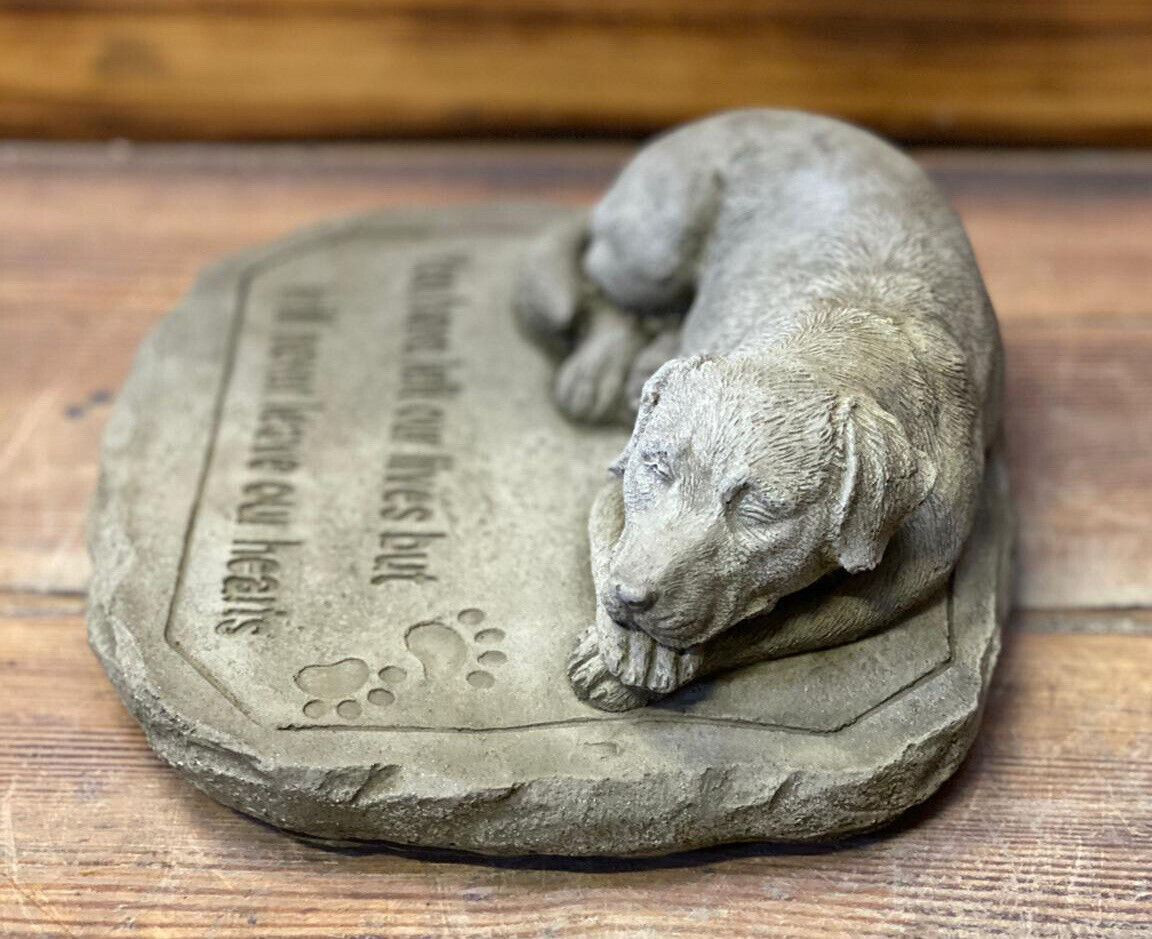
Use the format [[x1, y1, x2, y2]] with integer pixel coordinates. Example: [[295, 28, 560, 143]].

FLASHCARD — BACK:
[[600, 620, 703, 695], [567, 626, 652, 712]]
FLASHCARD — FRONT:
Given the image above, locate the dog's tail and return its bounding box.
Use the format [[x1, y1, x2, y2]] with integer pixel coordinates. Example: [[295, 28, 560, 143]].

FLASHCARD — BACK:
[[512, 215, 589, 359]]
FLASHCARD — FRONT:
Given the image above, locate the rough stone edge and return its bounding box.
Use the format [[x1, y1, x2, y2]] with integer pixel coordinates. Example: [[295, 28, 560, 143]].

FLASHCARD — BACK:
[[87, 208, 1012, 857]]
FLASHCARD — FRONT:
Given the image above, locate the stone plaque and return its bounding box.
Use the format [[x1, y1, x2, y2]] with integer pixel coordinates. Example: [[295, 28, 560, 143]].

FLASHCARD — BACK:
[[89, 208, 1010, 856]]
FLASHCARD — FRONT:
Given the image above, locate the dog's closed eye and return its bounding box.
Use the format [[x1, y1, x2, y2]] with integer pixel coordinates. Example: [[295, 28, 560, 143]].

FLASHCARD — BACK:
[[640, 450, 674, 483], [723, 482, 790, 525], [736, 499, 783, 526], [721, 479, 749, 507]]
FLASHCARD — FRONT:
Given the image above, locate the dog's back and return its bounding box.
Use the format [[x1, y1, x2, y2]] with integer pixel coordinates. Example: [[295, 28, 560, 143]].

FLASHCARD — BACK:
[[585, 109, 1002, 446]]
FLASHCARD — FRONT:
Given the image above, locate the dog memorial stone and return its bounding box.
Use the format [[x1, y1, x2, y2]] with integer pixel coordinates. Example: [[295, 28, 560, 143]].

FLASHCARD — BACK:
[[91, 113, 1010, 857]]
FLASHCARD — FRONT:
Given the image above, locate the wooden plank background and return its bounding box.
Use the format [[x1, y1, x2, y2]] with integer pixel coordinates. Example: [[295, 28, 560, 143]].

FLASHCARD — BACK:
[[0, 143, 1150, 935], [4, 1, 1152, 143]]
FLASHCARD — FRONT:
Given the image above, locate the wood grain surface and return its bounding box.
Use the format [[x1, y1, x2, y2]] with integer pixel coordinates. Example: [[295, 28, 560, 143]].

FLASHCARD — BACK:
[[0, 144, 1150, 936], [5, 2, 1152, 143]]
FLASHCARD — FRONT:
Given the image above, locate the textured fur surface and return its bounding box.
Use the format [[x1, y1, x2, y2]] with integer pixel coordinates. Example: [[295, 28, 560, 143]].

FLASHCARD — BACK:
[[515, 110, 1003, 711]]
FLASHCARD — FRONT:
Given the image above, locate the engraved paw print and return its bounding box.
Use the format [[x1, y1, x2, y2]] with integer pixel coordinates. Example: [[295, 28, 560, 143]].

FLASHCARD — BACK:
[[404, 608, 506, 691], [295, 657, 370, 721], [295, 657, 407, 721], [294, 609, 505, 722]]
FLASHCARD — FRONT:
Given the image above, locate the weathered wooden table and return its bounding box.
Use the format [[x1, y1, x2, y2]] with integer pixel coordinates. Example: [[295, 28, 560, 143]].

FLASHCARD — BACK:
[[1, 144, 1149, 937]]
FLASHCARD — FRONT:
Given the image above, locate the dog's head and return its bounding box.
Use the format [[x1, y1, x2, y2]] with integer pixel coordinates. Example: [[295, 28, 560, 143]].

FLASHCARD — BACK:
[[604, 354, 935, 649]]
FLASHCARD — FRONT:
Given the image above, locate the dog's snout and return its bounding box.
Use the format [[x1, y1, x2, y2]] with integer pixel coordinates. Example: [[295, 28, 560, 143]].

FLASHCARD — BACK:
[[614, 581, 658, 612]]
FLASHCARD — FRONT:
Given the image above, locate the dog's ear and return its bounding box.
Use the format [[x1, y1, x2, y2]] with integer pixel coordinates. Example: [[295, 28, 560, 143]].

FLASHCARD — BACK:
[[609, 355, 707, 477], [832, 396, 936, 573]]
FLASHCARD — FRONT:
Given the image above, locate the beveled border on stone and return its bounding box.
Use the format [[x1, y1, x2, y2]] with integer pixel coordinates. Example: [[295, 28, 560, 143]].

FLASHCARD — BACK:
[[88, 207, 1011, 857]]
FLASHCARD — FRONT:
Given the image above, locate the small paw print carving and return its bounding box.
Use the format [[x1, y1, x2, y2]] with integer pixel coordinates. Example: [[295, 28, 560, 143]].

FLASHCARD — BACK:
[[404, 608, 506, 691], [295, 657, 408, 721], [295, 657, 369, 721], [294, 609, 505, 721]]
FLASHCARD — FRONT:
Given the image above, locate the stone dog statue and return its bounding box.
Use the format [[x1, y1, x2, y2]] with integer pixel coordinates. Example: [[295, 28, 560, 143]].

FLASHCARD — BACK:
[[515, 110, 1003, 711]]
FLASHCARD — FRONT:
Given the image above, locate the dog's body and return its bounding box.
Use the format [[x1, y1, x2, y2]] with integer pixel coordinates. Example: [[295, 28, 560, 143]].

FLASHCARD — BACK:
[[516, 110, 1003, 711]]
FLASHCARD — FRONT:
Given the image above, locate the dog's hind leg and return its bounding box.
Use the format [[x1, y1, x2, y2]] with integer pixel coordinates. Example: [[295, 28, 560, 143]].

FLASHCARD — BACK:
[[584, 131, 722, 316], [515, 214, 660, 425], [553, 291, 652, 425]]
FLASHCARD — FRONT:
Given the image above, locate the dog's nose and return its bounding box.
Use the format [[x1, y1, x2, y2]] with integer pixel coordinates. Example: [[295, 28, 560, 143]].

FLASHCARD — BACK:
[[614, 582, 657, 612]]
